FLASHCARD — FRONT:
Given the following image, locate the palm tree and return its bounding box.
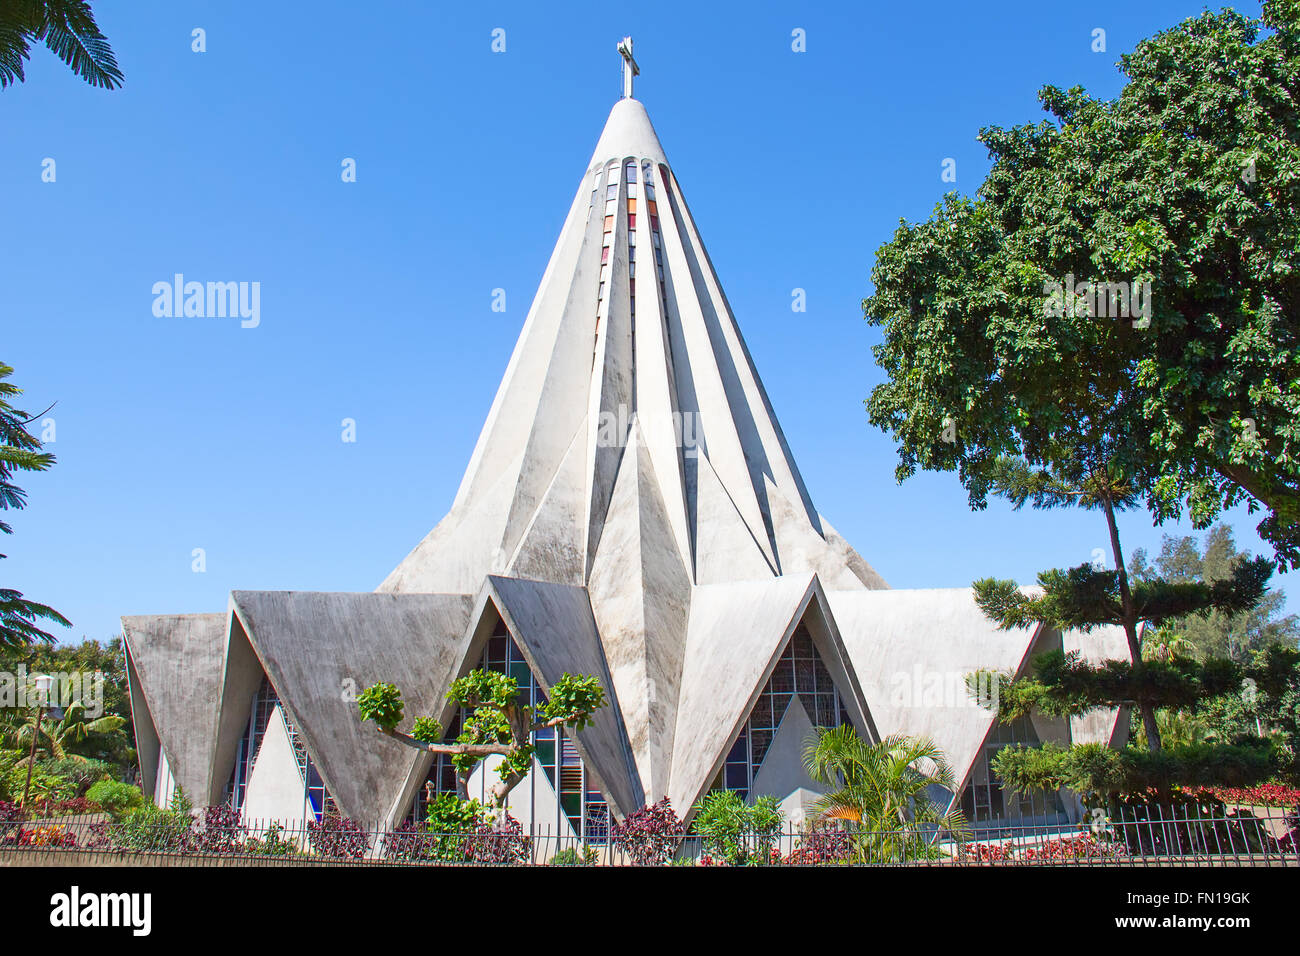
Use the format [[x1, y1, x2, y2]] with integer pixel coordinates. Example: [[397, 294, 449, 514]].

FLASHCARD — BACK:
[[803, 726, 970, 863], [9, 699, 125, 761], [0, 0, 122, 89], [0, 363, 71, 648]]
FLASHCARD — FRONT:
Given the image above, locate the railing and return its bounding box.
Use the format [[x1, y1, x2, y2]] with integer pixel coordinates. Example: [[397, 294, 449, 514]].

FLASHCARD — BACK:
[[1, 804, 1296, 867]]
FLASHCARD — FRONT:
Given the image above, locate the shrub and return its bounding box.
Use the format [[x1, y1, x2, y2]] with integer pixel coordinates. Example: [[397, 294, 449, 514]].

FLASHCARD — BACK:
[[245, 823, 299, 858], [382, 819, 440, 862], [113, 802, 194, 853], [8, 824, 77, 848], [786, 823, 852, 865], [30, 797, 103, 818], [307, 812, 369, 860], [1, 761, 74, 806], [993, 738, 1280, 804], [464, 814, 531, 864], [424, 793, 491, 861], [193, 805, 246, 854], [692, 790, 784, 865], [611, 797, 685, 865], [549, 844, 597, 865], [85, 780, 144, 818], [0, 799, 24, 838], [39, 759, 112, 797], [1204, 783, 1300, 807], [1024, 834, 1127, 862]]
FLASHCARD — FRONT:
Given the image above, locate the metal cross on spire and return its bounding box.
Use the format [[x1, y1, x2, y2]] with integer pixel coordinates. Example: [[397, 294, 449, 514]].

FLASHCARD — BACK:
[[617, 36, 639, 99]]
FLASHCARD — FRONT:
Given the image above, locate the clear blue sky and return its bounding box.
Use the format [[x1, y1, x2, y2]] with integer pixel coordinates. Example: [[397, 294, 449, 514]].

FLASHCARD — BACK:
[[1, 0, 1288, 644]]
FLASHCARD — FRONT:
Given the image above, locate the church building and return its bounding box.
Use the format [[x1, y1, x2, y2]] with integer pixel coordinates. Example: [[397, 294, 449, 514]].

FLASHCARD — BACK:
[[122, 41, 1127, 843]]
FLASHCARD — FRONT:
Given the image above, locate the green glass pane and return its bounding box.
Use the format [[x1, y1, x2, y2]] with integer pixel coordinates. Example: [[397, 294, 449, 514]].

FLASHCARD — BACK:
[[534, 739, 556, 768]]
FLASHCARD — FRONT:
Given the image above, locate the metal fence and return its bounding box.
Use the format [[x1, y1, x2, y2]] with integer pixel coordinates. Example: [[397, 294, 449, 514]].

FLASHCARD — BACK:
[[1, 804, 1296, 867]]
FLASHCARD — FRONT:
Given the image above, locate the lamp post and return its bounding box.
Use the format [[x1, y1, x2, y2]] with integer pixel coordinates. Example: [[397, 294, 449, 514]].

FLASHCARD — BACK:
[[19, 673, 54, 811]]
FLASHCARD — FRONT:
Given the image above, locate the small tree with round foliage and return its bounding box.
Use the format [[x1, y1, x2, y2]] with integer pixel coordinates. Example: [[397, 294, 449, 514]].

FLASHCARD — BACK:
[[358, 669, 606, 819]]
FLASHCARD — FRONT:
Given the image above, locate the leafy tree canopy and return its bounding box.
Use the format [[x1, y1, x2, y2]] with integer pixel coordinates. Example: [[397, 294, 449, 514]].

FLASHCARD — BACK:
[[358, 669, 606, 810], [864, 2, 1300, 568]]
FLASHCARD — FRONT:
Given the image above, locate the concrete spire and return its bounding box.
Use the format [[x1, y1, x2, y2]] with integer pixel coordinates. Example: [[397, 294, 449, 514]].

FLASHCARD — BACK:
[[380, 92, 884, 597]]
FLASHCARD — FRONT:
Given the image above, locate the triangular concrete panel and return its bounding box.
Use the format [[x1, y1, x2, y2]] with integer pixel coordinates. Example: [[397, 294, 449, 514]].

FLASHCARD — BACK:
[[693, 452, 776, 584], [668, 574, 816, 815], [508, 417, 589, 585], [228, 591, 474, 826], [120, 613, 227, 807], [484, 575, 644, 817], [588, 422, 691, 803], [829, 588, 1041, 795]]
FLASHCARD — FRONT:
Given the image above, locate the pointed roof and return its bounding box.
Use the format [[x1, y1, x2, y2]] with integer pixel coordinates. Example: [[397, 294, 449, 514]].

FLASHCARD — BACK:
[[828, 588, 1048, 793], [669, 573, 844, 813], [379, 92, 886, 597], [121, 613, 227, 805], [480, 575, 645, 815], [227, 591, 474, 826]]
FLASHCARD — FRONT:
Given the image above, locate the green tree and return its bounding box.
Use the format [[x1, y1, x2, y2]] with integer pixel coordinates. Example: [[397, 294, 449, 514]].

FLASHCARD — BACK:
[[1130, 524, 1300, 662], [864, 2, 1300, 569], [0, 0, 122, 89], [0, 363, 69, 648], [358, 669, 606, 815], [6, 697, 125, 763], [967, 458, 1273, 751], [802, 726, 969, 863]]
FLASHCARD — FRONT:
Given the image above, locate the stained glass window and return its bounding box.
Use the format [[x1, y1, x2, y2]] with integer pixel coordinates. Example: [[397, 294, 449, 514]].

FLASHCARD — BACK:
[[714, 626, 853, 800]]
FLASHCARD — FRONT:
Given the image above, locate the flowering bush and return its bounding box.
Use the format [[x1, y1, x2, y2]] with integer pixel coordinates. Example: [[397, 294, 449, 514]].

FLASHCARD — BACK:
[[1024, 834, 1126, 862], [464, 814, 531, 864], [307, 813, 370, 860], [786, 824, 852, 865], [0, 799, 24, 838], [193, 804, 246, 854], [959, 841, 1016, 864], [31, 797, 103, 818], [1203, 783, 1300, 807], [611, 798, 684, 865], [13, 824, 78, 847], [382, 820, 440, 862]]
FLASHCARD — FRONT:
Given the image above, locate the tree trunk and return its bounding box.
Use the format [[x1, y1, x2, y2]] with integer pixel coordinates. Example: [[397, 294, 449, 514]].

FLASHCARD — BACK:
[[1102, 491, 1162, 753]]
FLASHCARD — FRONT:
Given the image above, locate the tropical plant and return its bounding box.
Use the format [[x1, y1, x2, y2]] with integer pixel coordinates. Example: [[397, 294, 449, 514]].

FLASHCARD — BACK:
[[193, 804, 246, 854], [0, 0, 122, 89], [0, 363, 69, 648], [422, 791, 490, 861], [113, 789, 193, 852], [803, 726, 970, 863], [9, 698, 126, 761], [0, 636, 137, 771], [691, 789, 783, 865]]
